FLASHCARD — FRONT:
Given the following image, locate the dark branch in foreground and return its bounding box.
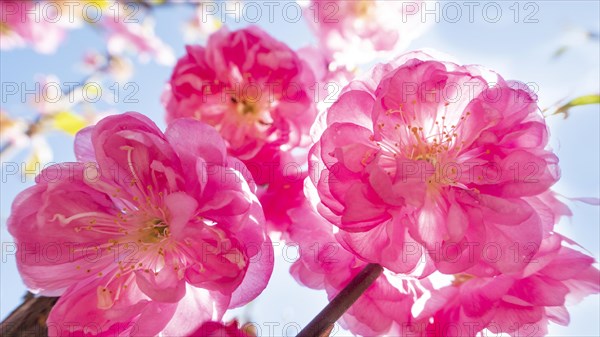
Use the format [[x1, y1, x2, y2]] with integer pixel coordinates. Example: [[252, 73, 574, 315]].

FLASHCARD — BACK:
[[297, 263, 384, 337], [0, 292, 58, 337]]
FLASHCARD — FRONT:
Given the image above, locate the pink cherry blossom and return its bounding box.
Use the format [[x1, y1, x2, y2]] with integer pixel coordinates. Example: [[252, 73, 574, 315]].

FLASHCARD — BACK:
[[412, 235, 599, 337], [302, 0, 429, 65], [291, 182, 595, 336], [163, 26, 318, 186], [163, 26, 319, 237], [7, 112, 273, 336], [309, 51, 561, 275], [0, 1, 66, 53]]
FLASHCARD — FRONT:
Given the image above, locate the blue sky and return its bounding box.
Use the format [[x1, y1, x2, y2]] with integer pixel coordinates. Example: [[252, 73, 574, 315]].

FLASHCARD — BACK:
[[1, 1, 599, 335]]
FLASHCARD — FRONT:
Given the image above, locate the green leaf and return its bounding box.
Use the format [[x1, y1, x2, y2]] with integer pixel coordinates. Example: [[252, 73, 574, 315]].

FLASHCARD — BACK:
[[550, 94, 600, 118], [552, 46, 569, 59], [52, 111, 87, 135]]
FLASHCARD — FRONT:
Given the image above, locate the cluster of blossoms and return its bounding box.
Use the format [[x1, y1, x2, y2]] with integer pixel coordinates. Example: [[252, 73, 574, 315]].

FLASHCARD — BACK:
[[9, 113, 273, 336], [0, 0, 174, 64], [163, 26, 319, 237], [0, 1, 67, 53], [296, 51, 599, 335], [4, 1, 598, 336]]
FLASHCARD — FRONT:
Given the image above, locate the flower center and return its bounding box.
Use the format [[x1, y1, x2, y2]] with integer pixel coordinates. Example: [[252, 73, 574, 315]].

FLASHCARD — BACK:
[[232, 96, 259, 117], [140, 218, 169, 244], [0, 22, 11, 35], [405, 110, 470, 164], [227, 92, 274, 132], [353, 0, 375, 17], [371, 106, 475, 188], [451, 273, 474, 286]]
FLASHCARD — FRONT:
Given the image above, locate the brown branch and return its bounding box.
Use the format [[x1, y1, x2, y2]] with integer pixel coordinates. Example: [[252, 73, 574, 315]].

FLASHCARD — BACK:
[[0, 292, 58, 337], [296, 263, 384, 337]]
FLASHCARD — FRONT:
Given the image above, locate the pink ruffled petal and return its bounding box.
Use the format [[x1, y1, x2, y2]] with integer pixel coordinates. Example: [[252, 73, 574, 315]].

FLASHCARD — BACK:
[[7, 164, 118, 295], [135, 266, 187, 303]]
